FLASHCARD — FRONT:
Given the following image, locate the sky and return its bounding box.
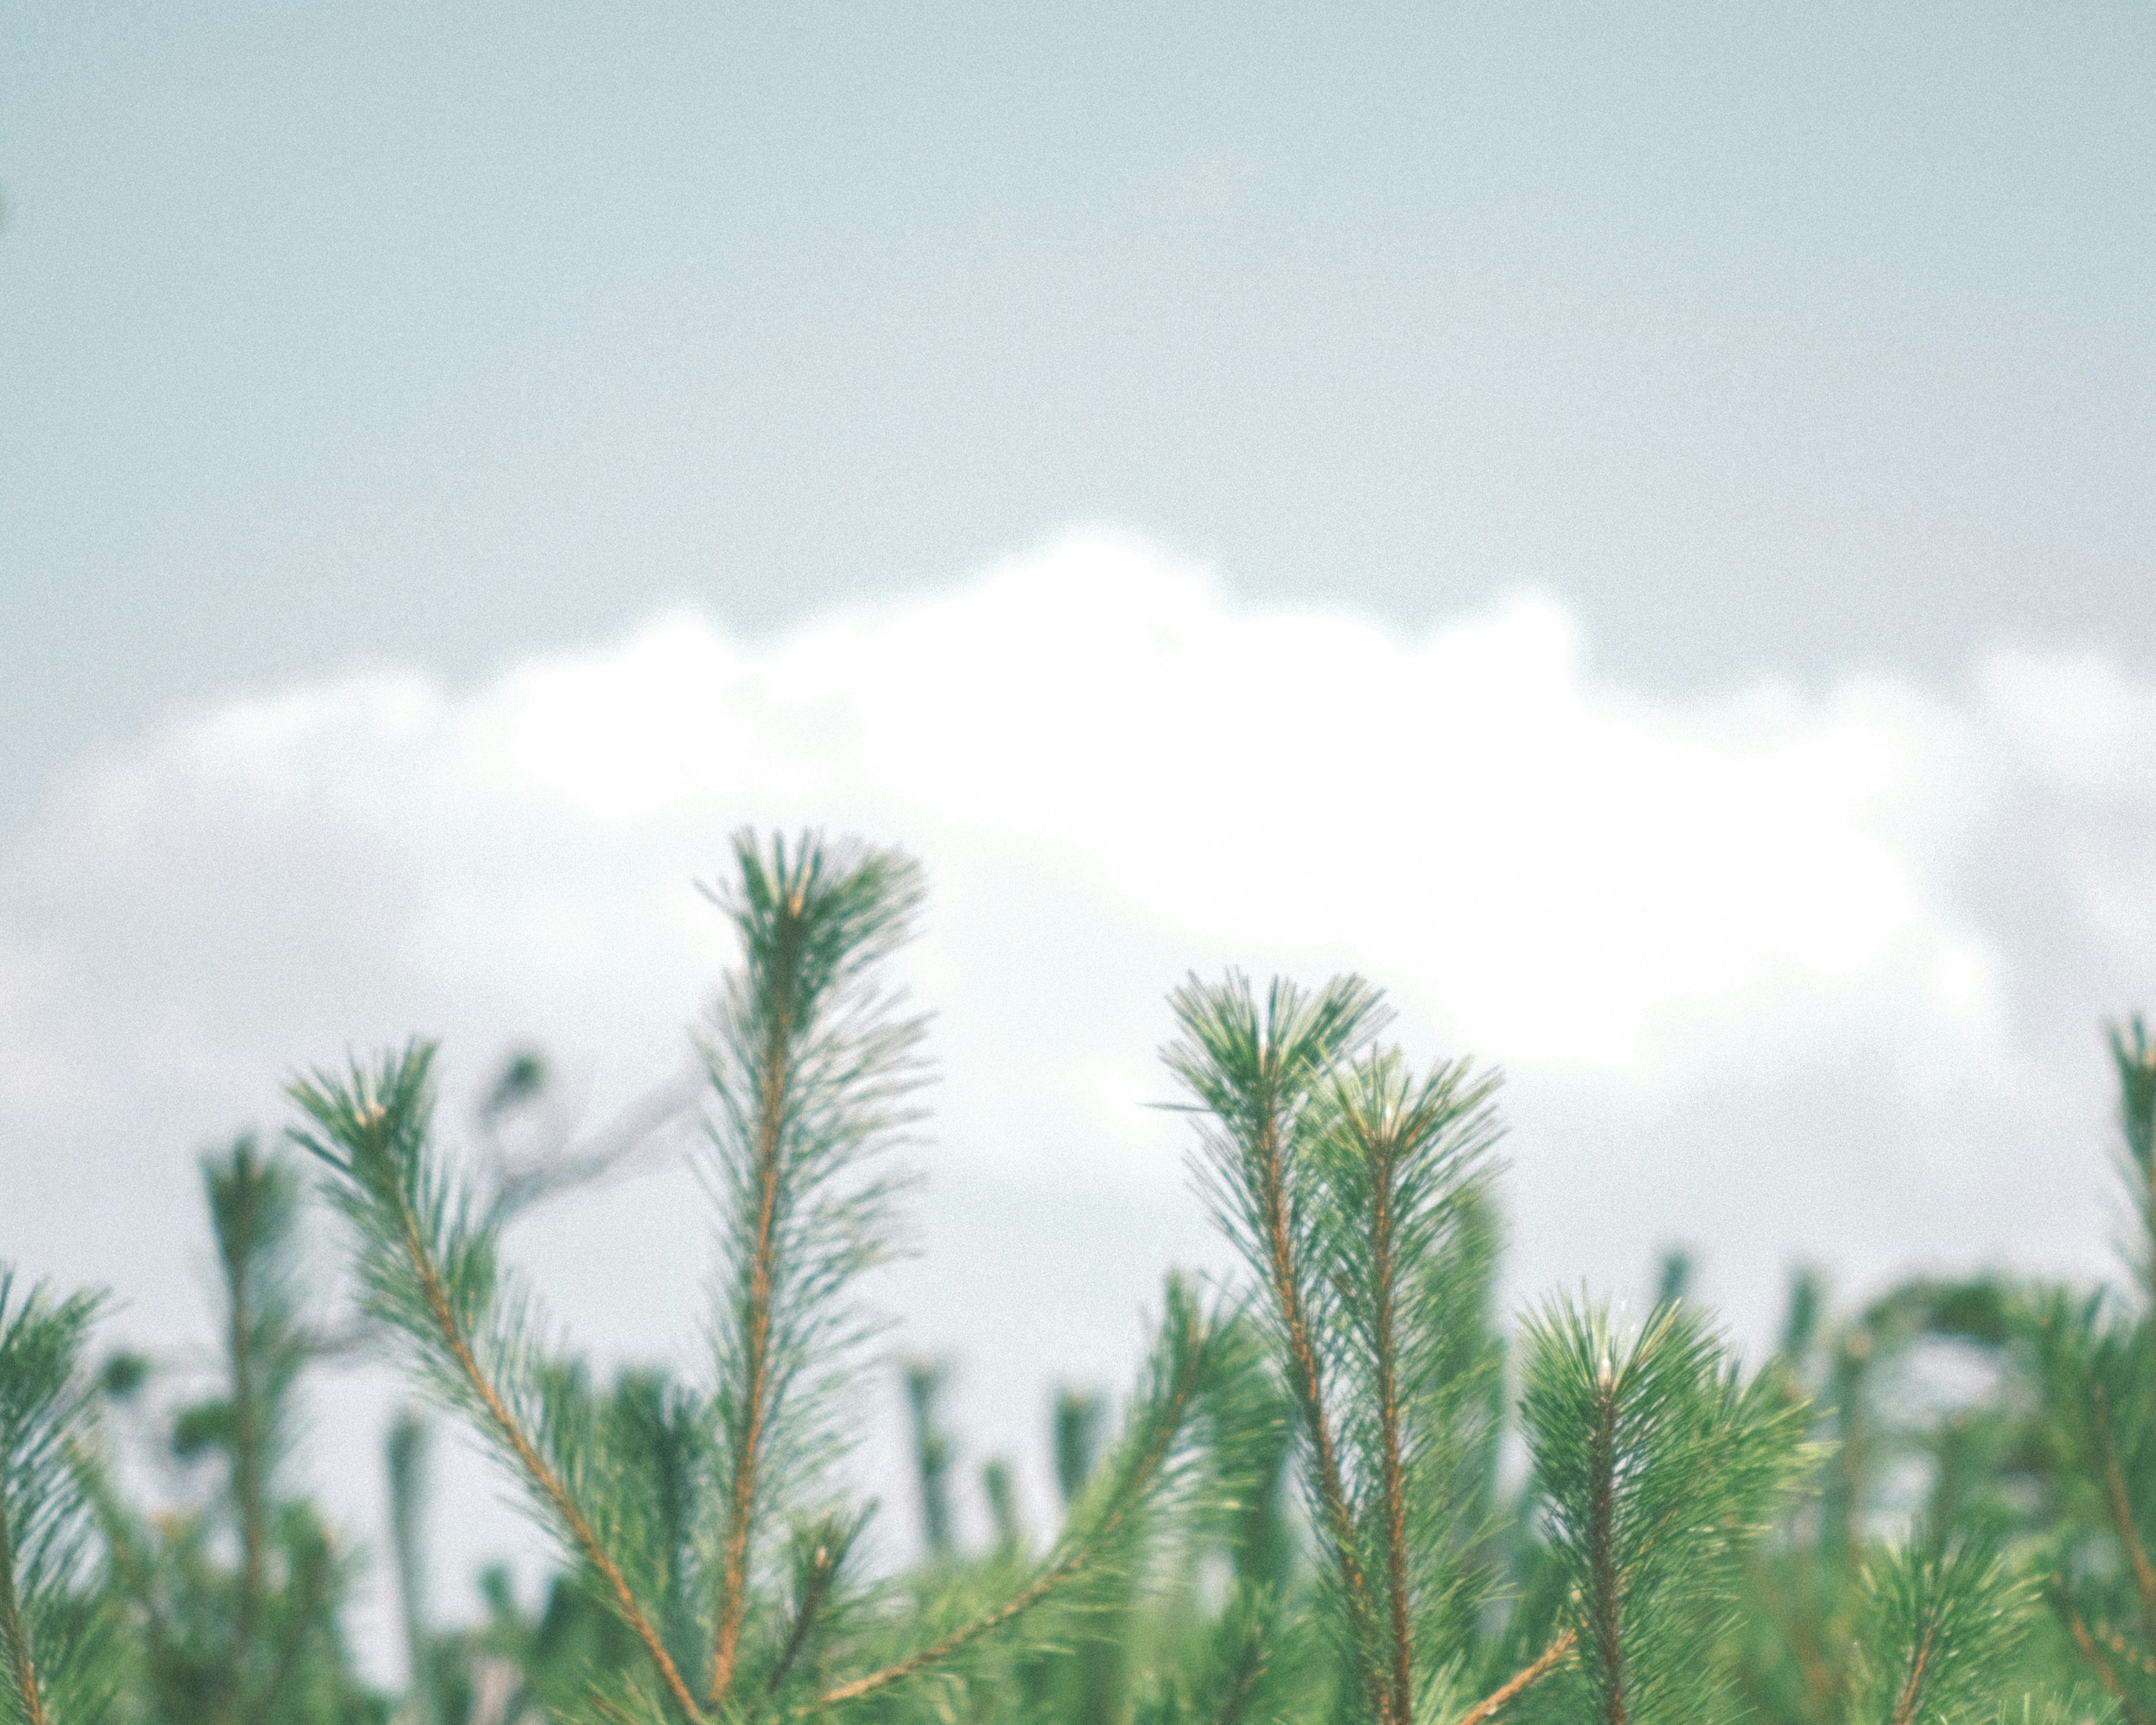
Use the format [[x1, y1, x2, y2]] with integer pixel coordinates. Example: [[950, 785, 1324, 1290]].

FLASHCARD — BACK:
[[3, 0, 2154, 1682]]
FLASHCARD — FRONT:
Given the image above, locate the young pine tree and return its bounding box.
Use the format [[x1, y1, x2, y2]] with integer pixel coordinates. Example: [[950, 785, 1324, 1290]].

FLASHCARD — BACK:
[[1844, 1527, 2034, 1725], [0, 1275, 118, 1725], [83, 1139, 375, 1725], [293, 831, 1236, 1724], [1517, 1299, 1816, 1725], [1165, 973, 1517, 1725]]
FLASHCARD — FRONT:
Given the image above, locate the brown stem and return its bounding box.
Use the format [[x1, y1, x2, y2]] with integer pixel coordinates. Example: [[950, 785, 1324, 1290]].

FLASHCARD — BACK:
[[0, 1486, 48, 1725], [812, 1330, 1207, 1712], [2068, 1612, 2156, 1725], [1254, 1098, 1392, 1725], [392, 1207, 704, 1722], [711, 953, 797, 1708], [1447, 1630, 1577, 1725], [1588, 1368, 1627, 1725], [1888, 1613, 1938, 1725]]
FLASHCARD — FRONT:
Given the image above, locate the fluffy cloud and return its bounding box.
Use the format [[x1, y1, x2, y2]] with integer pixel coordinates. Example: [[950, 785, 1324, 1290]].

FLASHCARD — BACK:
[[4, 531, 2152, 1649]]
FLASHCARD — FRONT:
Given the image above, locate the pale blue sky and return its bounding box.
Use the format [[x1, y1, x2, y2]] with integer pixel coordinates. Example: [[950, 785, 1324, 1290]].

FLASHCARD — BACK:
[[6, 3, 2152, 822]]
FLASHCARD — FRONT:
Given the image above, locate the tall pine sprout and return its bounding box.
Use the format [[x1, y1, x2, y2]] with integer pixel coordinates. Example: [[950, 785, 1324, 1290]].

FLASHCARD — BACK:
[[205, 1139, 308, 1670], [1519, 1299, 1815, 1725], [292, 1037, 708, 1720], [2030, 1284, 2156, 1717], [1307, 1051, 1508, 1725], [1168, 974, 1540, 1725], [697, 833, 929, 1709], [76, 1140, 375, 1725], [1165, 971, 1392, 1722], [0, 1275, 115, 1725], [295, 830, 1228, 1723], [386, 1411, 437, 1725]]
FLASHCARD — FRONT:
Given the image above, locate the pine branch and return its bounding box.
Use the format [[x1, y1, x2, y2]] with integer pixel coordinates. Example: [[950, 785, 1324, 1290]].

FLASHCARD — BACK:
[[1165, 971, 1395, 1724], [698, 832, 928, 1710], [1522, 1298, 1815, 1725], [0, 1493, 43, 1725], [291, 1046, 707, 1724], [228, 1221, 262, 1662], [602, 1370, 711, 1691], [1586, 1354, 1626, 1725], [711, 956, 796, 1708], [71, 1442, 168, 1651], [1850, 1528, 2032, 1725], [2092, 1377, 2156, 1654], [203, 1137, 306, 1668], [1445, 1629, 1577, 1725], [811, 1279, 1224, 1713], [2029, 1283, 2156, 1705], [1309, 1050, 1505, 1717], [763, 1511, 860, 1703], [408, 1207, 704, 1722], [2067, 1609, 2156, 1725], [1209, 1636, 1266, 1725], [0, 1274, 108, 1725], [1371, 1124, 1413, 1725], [239, 1516, 333, 1725]]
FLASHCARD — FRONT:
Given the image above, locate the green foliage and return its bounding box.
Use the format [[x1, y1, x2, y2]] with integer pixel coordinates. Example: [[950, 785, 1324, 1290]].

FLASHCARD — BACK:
[[1519, 1299, 1816, 1725], [1166, 973, 1520, 1725], [2111, 1018, 2156, 1299], [0, 1274, 117, 1725], [289, 833, 1231, 1723], [1307, 1051, 1509, 1714], [903, 1362, 956, 1563], [1846, 1527, 2032, 1725], [86, 1139, 378, 1725], [7, 832, 2146, 1725], [386, 1412, 435, 1725], [698, 833, 930, 1710]]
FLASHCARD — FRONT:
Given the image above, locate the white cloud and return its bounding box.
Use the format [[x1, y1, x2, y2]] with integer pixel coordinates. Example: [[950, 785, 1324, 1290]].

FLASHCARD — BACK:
[[1, 535, 2011, 1103], [6, 530, 2154, 1658], [13, 528, 2155, 1282]]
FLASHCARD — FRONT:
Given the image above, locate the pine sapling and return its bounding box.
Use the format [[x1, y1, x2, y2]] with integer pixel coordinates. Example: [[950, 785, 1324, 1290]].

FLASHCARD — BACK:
[[1520, 1298, 1815, 1725], [387, 1410, 436, 1725], [1307, 1048, 1508, 1723], [0, 1273, 116, 1725], [1164, 970, 1394, 1723], [2110, 1017, 2156, 1312], [205, 1138, 308, 1670], [1846, 1527, 2032, 1725], [296, 831, 1231, 1723], [697, 832, 929, 1710]]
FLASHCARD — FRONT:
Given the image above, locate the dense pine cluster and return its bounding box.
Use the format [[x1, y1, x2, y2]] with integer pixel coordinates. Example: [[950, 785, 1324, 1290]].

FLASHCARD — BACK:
[[4, 832, 2153, 1724]]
